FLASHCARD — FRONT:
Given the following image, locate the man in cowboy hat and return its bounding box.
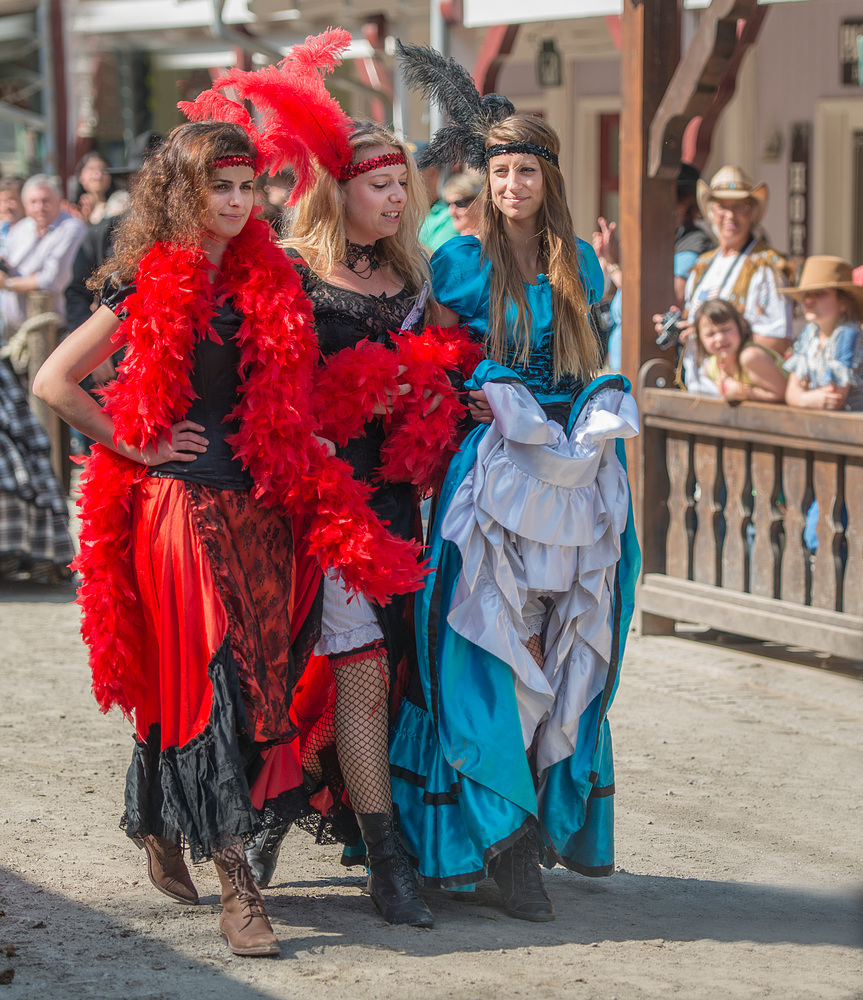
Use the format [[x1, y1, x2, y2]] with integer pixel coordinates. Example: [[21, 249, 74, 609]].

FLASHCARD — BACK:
[[655, 164, 793, 395]]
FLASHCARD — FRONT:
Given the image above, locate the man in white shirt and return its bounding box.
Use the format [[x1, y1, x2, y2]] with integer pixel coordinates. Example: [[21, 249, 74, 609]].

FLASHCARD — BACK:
[[0, 174, 85, 341], [653, 166, 793, 396]]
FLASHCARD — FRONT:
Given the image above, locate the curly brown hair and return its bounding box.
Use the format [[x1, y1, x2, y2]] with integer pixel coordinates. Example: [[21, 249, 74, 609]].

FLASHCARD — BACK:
[[89, 121, 256, 290]]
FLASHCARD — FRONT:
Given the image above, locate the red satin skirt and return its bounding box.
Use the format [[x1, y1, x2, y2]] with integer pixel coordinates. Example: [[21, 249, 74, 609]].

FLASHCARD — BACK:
[[123, 477, 304, 857]]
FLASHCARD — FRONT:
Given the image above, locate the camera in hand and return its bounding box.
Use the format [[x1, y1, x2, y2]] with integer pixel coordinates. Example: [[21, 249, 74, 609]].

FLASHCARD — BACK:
[[656, 310, 682, 350], [0, 259, 9, 275]]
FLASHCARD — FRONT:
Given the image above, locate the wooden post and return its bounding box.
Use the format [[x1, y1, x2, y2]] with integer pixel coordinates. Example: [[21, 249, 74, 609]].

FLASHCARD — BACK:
[[620, 0, 680, 509], [25, 292, 70, 493]]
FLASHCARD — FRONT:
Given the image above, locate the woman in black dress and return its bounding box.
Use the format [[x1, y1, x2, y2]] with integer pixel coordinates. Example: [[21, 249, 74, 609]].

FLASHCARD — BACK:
[[273, 121, 441, 928]]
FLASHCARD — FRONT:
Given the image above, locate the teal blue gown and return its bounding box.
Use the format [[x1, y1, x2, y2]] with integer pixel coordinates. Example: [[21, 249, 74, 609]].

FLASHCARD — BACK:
[[387, 237, 641, 888]]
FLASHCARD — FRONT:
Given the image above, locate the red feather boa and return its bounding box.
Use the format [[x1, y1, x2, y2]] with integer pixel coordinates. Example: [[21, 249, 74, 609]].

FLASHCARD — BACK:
[[314, 325, 483, 496], [77, 219, 429, 715]]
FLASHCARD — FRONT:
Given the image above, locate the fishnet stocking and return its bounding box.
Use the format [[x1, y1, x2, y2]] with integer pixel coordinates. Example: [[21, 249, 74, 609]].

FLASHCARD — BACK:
[[300, 642, 393, 817], [332, 642, 392, 816], [525, 633, 544, 669], [301, 703, 335, 788]]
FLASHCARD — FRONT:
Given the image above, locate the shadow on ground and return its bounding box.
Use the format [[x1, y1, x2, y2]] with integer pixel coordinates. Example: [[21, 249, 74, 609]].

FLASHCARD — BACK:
[[0, 868, 289, 1000], [674, 624, 863, 680], [265, 867, 863, 954]]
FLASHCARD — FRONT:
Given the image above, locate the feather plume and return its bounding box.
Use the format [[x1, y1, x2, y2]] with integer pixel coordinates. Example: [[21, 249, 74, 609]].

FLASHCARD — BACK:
[[395, 40, 515, 170], [283, 26, 351, 75], [177, 90, 279, 174], [178, 29, 353, 199], [178, 90, 255, 132], [211, 29, 353, 200]]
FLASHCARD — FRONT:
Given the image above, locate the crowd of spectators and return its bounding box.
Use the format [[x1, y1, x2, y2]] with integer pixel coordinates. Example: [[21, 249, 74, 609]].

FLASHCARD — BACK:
[[0, 136, 163, 582], [591, 163, 863, 417], [1, 143, 861, 582]]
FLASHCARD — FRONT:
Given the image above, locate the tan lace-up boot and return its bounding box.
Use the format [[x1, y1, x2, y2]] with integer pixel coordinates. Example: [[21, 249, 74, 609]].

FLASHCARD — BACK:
[[134, 833, 198, 905], [212, 845, 280, 957]]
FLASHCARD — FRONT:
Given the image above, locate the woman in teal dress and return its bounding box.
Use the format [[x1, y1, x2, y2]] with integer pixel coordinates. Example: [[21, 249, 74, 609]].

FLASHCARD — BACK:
[[388, 101, 641, 923]]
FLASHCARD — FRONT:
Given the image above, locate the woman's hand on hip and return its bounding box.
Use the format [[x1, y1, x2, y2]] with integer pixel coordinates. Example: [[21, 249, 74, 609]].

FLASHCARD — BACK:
[[139, 420, 208, 466]]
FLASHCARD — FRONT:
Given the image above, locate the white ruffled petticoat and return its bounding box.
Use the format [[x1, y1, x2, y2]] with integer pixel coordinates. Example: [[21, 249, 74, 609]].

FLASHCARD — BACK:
[[440, 382, 639, 774]]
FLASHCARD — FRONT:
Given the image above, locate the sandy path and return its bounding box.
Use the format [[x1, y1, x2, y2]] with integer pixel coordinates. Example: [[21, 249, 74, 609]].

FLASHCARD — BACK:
[[1, 585, 861, 1000]]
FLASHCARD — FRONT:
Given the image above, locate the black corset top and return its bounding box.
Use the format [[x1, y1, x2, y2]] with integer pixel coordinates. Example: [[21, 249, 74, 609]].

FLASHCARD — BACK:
[[102, 276, 253, 490]]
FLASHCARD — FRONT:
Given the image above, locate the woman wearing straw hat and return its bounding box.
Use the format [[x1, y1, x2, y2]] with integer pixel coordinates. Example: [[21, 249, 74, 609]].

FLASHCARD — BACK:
[[782, 255, 863, 412], [654, 165, 793, 394]]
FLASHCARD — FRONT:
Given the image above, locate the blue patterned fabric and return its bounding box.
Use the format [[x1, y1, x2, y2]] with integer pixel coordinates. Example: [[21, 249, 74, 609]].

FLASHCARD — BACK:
[[430, 235, 603, 404], [389, 372, 640, 888], [784, 321, 863, 410]]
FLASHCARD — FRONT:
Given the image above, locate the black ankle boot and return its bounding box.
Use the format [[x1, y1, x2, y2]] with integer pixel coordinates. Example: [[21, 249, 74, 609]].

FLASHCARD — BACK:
[[245, 823, 291, 889], [490, 832, 555, 922], [355, 812, 434, 928]]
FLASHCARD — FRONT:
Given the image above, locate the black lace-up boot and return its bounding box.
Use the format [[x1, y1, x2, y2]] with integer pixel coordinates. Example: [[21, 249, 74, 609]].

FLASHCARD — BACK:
[[355, 812, 434, 928], [246, 823, 290, 889], [489, 831, 555, 922]]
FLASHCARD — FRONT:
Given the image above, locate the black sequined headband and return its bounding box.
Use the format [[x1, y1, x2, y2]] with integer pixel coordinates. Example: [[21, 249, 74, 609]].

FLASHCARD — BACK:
[[484, 142, 559, 169]]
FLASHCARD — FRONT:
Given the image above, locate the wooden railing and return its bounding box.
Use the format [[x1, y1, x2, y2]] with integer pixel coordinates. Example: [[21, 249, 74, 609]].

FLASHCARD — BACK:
[[637, 358, 863, 660]]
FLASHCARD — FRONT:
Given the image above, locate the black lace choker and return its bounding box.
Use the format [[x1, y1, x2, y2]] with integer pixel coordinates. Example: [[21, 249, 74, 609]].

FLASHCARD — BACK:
[[342, 240, 380, 278]]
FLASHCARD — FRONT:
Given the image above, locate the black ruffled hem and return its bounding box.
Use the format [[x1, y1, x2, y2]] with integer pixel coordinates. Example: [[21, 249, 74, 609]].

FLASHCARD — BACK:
[[120, 636, 301, 864], [294, 799, 361, 849], [256, 786, 314, 832]]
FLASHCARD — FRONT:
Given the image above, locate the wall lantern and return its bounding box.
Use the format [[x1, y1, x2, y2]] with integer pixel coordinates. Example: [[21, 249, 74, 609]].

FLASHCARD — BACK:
[[536, 39, 562, 89]]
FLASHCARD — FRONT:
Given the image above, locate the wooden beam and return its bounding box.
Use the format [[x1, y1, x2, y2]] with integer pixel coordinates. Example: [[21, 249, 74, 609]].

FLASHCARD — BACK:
[[640, 575, 863, 661], [619, 0, 679, 494], [474, 24, 519, 96], [49, 0, 69, 183], [648, 0, 759, 179], [681, 7, 768, 170]]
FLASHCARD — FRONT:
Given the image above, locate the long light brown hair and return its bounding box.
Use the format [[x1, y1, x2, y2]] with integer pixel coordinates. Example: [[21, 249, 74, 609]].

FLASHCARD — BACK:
[[481, 114, 599, 381], [90, 121, 256, 290], [285, 120, 433, 320]]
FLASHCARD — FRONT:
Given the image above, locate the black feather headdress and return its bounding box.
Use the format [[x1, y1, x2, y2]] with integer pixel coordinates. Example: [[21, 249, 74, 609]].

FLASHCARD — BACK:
[[396, 40, 514, 171]]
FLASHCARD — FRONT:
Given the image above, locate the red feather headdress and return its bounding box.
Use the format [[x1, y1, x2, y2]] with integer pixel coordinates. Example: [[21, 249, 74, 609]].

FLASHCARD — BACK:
[[178, 27, 354, 202]]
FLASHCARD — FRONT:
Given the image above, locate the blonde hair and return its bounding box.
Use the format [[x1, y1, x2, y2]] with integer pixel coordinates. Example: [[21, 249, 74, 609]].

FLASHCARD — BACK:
[[442, 170, 485, 203], [481, 114, 599, 381], [286, 120, 432, 319]]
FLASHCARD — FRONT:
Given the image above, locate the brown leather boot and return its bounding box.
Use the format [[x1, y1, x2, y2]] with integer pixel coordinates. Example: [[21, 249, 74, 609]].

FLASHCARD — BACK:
[[213, 846, 280, 957], [134, 833, 198, 905]]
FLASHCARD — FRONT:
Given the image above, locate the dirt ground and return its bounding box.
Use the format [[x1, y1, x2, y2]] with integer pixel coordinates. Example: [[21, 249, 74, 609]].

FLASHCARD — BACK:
[[1, 581, 861, 1000]]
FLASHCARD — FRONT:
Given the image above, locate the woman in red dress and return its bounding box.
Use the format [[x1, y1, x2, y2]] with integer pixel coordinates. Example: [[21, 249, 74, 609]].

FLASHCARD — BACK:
[[33, 113, 427, 956]]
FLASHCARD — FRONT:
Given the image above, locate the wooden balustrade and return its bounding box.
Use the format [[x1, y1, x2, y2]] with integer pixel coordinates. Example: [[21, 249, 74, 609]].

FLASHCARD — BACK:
[[637, 358, 863, 660]]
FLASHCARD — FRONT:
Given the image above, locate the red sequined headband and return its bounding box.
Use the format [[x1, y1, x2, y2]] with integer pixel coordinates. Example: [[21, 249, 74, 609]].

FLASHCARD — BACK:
[[212, 154, 256, 171], [339, 152, 406, 182]]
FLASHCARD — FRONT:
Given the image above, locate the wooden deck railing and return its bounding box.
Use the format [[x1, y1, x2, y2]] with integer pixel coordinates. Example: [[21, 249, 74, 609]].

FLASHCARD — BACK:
[[637, 358, 863, 660]]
